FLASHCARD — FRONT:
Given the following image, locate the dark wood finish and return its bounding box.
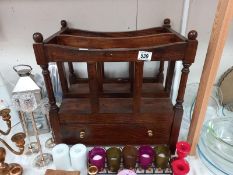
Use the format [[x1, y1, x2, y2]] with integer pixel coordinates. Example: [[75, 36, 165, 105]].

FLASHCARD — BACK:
[[61, 123, 171, 145], [169, 31, 198, 153], [33, 19, 198, 154], [163, 18, 171, 28], [97, 62, 104, 92], [56, 33, 182, 49], [33, 33, 61, 143], [165, 61, 176, 94], [41, 64, 61, 143], [45, 169, 80, 175], [133, 62, 144, 113], [87, 62, 99, 113], [156, 61, 164, 83], [169, 62, 191, 153], [129, 62, 135, 92], [57, 62, 69, 93], [64, 83, 169, 98], [44, 43, 187, 63], [68, 62, 77, 84], [59, 98, 173, 121], [63, 27, 170, 37]]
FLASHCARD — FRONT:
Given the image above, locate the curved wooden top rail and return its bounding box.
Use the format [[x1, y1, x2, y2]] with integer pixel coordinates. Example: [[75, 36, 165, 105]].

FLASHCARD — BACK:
[[63, 27, 170, 37], [42, 42, 187, 63], [56, 33, 184, 49], [33, 19, 198, 64], [60, 18, 172, 38]]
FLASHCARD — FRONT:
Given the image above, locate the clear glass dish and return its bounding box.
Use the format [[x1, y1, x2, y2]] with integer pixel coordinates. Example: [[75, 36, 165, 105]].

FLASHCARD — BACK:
[[197, 143, 229, 175], [183, 83, 223, 125], [222, 103, 233, 116], [180, 83, 223, 141], [205, 117, 233, 163], [198, 127, 233, 175]]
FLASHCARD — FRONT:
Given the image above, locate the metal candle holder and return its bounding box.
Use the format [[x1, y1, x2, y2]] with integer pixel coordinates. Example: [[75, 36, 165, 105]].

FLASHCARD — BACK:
[[18, 93, 53, 168], [12, 94, 39, 155], [40, 98, 56, 149], [18, 111, 39, 155], [0, 108, 26, 175], [30, 111, 53, 168], [12, 92, 53, 168]]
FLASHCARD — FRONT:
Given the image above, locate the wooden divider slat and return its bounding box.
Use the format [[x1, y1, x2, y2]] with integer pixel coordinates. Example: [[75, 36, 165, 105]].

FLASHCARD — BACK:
[[133, 62, 144, 113], [87, 62, 99, 113]]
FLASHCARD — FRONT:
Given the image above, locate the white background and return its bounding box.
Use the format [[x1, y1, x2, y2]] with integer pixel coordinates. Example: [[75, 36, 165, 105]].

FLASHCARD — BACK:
[[0, 0, 232, 86]]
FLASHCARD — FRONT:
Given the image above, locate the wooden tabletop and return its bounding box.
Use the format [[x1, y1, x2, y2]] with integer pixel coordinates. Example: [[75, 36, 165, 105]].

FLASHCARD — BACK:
[[45, 169, 80, 175]]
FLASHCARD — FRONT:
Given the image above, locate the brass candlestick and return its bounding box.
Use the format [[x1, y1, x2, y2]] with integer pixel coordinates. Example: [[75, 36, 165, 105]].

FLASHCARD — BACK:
[[0, 108, 26, 175], [0, 109, 11, 135]]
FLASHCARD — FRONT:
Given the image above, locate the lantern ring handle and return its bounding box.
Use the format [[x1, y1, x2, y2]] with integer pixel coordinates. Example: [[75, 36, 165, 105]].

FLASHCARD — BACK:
[[13, 64, 32, 76]]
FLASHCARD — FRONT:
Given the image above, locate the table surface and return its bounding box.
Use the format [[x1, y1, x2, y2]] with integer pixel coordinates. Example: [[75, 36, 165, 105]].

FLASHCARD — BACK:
[[1, 118, 213, 175]]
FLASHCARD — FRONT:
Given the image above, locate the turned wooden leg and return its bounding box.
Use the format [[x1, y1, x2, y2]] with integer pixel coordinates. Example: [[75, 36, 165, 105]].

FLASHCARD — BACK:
[[170, 62, 191, 153], [41, 64, 61, 143]]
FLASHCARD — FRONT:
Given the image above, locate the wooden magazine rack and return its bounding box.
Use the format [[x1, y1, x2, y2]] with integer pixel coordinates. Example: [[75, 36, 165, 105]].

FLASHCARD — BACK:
[[33, 19, 198, 153]]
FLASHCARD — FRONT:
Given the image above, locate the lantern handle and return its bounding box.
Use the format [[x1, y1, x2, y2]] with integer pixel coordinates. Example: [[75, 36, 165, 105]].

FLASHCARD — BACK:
[[13, 64, 32, 77]]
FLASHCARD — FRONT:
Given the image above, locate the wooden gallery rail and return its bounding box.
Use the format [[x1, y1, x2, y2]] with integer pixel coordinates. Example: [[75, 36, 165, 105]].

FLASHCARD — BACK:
[[33, 19, 198, 153]]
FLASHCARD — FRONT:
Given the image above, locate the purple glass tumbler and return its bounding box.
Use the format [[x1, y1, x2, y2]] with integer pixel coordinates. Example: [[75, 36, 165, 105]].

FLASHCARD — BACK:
[[89, 147, 106, 171], [139, 145, 154, 169]]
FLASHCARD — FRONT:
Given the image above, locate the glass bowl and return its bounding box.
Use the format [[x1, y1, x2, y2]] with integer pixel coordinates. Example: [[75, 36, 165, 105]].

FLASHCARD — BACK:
[[205, 117, 233, 163], [197, 136, 232, 175], [198, 126, 233, 175], [184, 83, 223, 121]]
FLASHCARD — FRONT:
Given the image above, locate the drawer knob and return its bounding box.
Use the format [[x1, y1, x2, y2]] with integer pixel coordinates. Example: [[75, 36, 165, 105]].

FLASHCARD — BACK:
[[147, 130, 153, 137], [80, 131, 85, 139]]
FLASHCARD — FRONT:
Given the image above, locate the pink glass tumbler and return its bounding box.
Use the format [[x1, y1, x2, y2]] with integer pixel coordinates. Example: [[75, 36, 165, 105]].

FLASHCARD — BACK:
[[176, 141, 191, 159], [89, 147, 106, 171], [139, 145, 154, 169], [171, 159, 190, 175]]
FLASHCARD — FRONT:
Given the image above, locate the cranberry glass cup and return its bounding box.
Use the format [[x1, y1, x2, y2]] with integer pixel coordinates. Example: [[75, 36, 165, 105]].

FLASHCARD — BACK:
[[89, 147, 106, 171]]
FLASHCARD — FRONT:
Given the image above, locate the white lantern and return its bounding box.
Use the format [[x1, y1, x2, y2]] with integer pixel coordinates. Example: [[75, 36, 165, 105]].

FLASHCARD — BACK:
[[12, 76, 41, 104]]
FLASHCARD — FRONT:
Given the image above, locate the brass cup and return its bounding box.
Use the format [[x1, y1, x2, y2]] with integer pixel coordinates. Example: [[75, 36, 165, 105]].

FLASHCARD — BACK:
[[0, 148, 23, 175], [88, 165, 98, 175], [122, 145, 137, 169], [0, 109, 11, 121], [106, 147, 121, 172], [154, 145, 170, 169], [9, 165, 23, 175], [11, 133, 26, 152]]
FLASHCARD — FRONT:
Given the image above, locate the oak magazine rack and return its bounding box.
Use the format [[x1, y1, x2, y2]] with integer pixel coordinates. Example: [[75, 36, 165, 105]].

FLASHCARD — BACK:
[[33, 19, 198, 153]]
